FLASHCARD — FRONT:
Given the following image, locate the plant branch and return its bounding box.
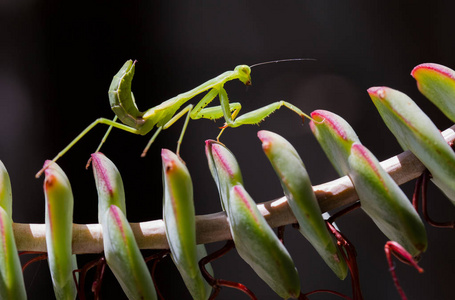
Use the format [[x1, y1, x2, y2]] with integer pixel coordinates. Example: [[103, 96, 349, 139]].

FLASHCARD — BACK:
[[12, 126, 455, 254]]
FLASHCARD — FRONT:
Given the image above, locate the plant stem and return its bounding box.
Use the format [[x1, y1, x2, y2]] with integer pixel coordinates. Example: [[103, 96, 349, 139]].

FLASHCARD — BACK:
[[12, 125, 455, 254]]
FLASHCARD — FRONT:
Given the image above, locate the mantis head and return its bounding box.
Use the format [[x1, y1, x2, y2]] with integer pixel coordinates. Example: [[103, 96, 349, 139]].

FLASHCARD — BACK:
[[234, 65, 252, 86]]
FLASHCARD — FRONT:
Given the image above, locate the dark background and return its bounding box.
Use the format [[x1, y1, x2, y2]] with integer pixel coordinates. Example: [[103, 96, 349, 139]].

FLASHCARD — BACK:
[[1, 0, 454, 299]]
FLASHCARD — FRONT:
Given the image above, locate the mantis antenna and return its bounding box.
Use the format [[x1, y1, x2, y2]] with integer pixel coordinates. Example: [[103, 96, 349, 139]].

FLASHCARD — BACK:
[[250, 58, 317, 69]]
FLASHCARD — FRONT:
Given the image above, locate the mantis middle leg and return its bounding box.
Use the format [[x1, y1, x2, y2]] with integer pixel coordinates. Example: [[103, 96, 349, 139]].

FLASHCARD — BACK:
[[141, 101, 242, 157]]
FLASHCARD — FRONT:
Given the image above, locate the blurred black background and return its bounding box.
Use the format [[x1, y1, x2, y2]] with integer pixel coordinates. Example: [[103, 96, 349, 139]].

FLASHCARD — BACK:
[[1, 0, 454, 299]]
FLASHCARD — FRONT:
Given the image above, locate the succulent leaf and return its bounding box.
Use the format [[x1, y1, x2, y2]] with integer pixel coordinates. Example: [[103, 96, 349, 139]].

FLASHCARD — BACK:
[[206, 140, 301, 299], [0, 207, 27, 300], [205, 140, 243, 210], [0, 161, 12, 217], [228, 185, 301, 299], [103, 205, 157, 300], [92, 153, 156, 300], [91, 152, 127, 224], [368, 87, 455, 206], [310, 110, 361, 176], [412, 63, 455, 123], [43, 161, 78, 299], [348, 143, 427, 255], [258, 130, 348, 280], [310, 110, 427, 256], [162, 149, 212, 300]]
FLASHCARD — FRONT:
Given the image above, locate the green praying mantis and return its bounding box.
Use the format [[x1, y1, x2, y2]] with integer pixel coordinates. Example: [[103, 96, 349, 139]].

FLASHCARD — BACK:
[[36, 59, 314, 177]]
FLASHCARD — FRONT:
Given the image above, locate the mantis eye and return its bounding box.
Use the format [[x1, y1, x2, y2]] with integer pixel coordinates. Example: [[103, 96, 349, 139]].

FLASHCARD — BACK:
[[240, 65, 250, 75], [235, 65, 251, 75]]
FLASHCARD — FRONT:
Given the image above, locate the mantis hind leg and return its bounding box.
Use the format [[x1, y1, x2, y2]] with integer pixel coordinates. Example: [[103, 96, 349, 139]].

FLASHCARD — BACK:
[[36, 117, 141, 177]]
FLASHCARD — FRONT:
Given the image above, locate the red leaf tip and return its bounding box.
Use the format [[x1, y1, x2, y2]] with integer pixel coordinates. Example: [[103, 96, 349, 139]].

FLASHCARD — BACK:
[[161, 149, 177, 172], [311, 110, 349, 140], [367, 87, 387, 99], [411, 63, 455, 81], [257, 130, 271, 151]]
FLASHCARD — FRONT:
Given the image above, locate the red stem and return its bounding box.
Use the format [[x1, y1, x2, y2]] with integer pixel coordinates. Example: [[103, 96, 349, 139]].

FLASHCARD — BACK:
[[20, 252, 47, 272], [72, 255, 106, 300], [327, 201, 361, 224], [199, 240, 258, 300], [145, 249, 170, 300], [326, 222, 364, 300], [420, 171, 455, 229], [384, 241, 424, 300]]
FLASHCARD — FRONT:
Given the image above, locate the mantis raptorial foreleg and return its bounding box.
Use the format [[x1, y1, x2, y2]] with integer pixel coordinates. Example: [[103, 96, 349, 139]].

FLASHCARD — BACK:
[[223, 101, 309, 127]]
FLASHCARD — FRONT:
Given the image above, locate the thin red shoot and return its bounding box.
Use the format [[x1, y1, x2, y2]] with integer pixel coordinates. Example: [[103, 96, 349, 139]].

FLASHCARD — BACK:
[[413, 171, 455, 228], [198, 240, 258, 300], [291, 203, 361, 300], [144, 249, 170, 300], [327, 201, 361, 224], [384, 241, 424, 300], [19, 252, 47, 272], [72, 255, 106, 300], [326, 222, 364, 300]]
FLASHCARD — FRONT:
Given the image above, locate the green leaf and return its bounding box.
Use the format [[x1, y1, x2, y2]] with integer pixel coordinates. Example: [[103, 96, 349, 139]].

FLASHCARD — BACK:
[[103, 205, 157, 300], [0, 161, 12, 217], [205, 140, 301, 299], [91, 152, 127, 224], [348, 143, 427, 255], [205, 140, 243, 210], [412, 63, 455, 123], [310, 110, 427, 256], [0, 207, 26, 300], [310, 110, 361, 176], [228, 185, 301, 299], [0, 161, 25, 299], [162, 149, 212, 300], [92, 153, 156, 300], [43, 161, 77, 300], [258, 130, 348, 280], [368, 87, 455, 206]]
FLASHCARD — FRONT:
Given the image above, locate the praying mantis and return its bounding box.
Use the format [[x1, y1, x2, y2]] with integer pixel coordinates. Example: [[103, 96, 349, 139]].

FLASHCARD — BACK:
[[36, 59, 314, 177]]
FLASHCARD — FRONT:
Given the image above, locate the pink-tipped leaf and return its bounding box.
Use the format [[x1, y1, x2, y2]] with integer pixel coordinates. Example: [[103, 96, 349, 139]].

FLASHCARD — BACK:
[[0, 201, 26, 299], [228, 185, 301, 299], [205, 140, 243, 210], [206, 141, 301, 298], [162, 149, 212, 300], [92, 153, 157, 300], [412, 63, 455, 122], [311, 110, 427, 256], [43, 161, 78, 299], [258, 130, 348, 280], [0, 161, 12, 217], [310, 110, 361, 176], [368, 87, 455, 206]]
